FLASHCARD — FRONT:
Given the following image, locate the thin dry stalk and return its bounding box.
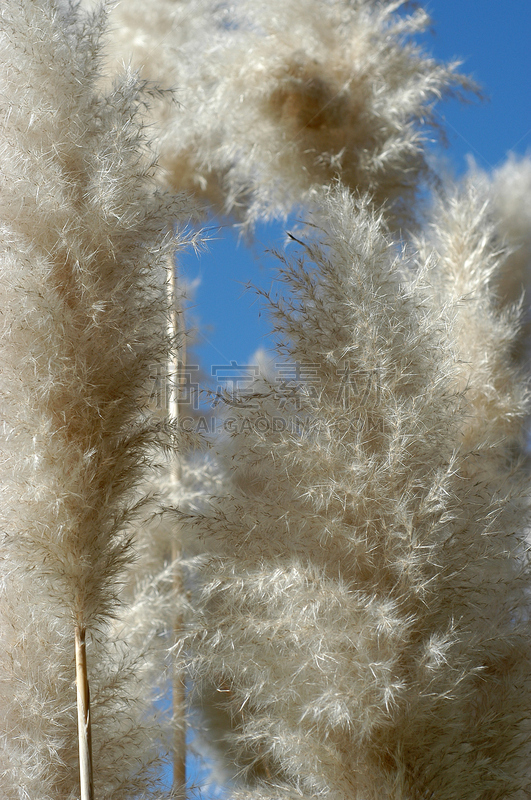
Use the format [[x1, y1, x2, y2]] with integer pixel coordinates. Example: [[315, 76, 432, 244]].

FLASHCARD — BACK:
[[167, 261, 187, 799], [172, 559, 186, 800], [75, 626, 94, 800]]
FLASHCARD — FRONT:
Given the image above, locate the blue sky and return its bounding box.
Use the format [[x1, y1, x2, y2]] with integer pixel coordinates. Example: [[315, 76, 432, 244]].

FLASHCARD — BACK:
[[427, 0, 531, 172], [182, 1, 531, 381]]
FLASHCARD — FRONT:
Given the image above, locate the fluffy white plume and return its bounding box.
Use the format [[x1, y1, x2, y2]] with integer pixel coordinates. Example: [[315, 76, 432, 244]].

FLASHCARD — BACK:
[[0, 0, 192, 795], [105, 0, 472, 226], [181, 186, 531, 800], [414, 177, 528, 451], [490, 154, 531, 308], [482, 154, 531, 363]]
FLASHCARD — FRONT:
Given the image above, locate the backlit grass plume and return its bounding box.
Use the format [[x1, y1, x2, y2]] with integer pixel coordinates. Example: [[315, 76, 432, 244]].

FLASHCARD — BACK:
[[182, 186, 531, 800], [0, 0, 190, 796], [489, 154, 531, 311], [105, 0, 472, 227], [486, 155, 531, 363]]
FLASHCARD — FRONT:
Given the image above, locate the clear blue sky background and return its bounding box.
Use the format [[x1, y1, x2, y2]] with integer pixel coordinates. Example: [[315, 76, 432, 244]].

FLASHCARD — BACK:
[[182, 0, 531, 381]]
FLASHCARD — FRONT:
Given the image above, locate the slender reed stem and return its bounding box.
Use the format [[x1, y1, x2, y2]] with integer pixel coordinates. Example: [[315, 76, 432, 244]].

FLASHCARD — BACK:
[[167, 260, 186, 799], [75, 625, 94, 800], [172, 552, 186, 800]]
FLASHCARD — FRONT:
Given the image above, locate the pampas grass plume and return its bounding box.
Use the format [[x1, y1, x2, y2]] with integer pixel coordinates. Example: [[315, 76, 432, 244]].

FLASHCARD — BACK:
[[104, 0, 473, 227], [182, 185, 531, 800], [0, 0, 191, 795]]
